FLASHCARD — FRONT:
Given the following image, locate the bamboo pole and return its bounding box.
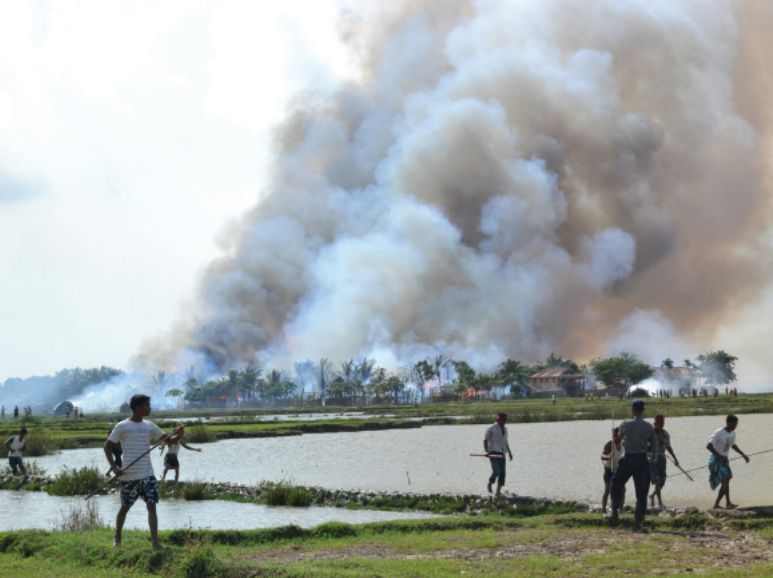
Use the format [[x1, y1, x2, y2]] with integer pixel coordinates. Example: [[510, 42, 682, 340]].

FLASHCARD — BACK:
[[85, 425, 184, 500]]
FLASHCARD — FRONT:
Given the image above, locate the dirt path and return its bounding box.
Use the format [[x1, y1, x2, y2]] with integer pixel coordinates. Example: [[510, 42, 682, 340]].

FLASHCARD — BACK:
[[238, 527, 773, 572]]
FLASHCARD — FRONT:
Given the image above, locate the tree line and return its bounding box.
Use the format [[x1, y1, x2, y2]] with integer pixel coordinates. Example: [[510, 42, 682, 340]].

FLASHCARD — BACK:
[[0, 349, 739, 408]]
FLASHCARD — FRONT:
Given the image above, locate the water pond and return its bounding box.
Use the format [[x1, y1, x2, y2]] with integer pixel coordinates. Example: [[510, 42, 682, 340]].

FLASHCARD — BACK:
[[26, 413, 773, 511], [0, 491, 438, 532]]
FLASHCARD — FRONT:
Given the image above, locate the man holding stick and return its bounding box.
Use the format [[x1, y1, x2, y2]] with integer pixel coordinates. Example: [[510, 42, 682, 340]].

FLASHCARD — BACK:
[[707, 414, 749, 509], [484, 411, 513, 496], [104, 394, 184, 550], [607, 399, 657, 531]]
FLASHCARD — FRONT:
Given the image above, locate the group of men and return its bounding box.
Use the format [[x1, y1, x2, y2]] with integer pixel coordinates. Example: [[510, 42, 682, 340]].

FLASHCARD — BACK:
[[2, 395, 200, 550], [483, 401, 750, 531]]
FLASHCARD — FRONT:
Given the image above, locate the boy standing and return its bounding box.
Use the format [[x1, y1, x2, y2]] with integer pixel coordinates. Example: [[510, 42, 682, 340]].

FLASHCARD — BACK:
[[600, 427, 625, 515], [160, 438, 202, 482], [104, 394, 183, 549], [706, 414, 749, 509], [648, 414, 680, 508], [4, 428, 27, 476], [484, 411, 513, 496]]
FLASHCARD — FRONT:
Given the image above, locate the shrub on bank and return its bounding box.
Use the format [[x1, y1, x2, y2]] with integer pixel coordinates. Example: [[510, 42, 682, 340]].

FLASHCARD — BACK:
[[186, 422, 216, 443], [56, 439, 79, 450], [24, 432, 59, 457], [19, 415, 42, 426], [46, 466, 104, 496], [55, 499, 106, 531], [184, 481, 207, 501], [287, 487, 312, 507], [262, 481, 312, 507]]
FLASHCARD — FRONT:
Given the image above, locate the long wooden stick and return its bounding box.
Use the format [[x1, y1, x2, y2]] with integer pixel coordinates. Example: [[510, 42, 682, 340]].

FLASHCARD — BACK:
[[85, 425, 184, 500], [470, 453, 504, 458], [667, 453, 694, 482]]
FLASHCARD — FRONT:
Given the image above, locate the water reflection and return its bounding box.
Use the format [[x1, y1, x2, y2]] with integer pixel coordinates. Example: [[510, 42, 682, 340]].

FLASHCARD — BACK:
[[28, 413, 773, 511], [0, 492, 438, 531]]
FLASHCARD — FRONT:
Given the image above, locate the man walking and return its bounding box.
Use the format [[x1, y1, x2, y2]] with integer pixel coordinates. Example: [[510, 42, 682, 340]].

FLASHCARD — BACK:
[[4, 428, 28, 476], [607, 400, 657, 531], [104, 394, 183, 549], [707, 414, 749, 509], [484, 411, 513, 496], [648, 414, 680, 508]]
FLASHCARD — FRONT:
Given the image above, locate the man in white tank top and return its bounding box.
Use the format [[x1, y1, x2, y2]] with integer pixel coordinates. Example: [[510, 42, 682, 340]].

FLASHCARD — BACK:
[[600, 427, 625, 515]]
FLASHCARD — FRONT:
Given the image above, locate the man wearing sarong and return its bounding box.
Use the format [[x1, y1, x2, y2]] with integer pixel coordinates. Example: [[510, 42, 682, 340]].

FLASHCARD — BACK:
[[607, 399, 658, 532], [484, 411, 513, 496], [707, 415, 749, 509], [647, 414, 680, 508]]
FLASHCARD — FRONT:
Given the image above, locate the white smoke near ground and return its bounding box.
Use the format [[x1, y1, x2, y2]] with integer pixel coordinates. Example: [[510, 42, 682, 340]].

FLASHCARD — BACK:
[[135, 0, 773, 377]]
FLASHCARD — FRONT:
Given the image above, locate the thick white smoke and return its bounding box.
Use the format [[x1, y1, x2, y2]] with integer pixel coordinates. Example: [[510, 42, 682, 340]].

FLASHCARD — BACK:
[[137, 0, 771, 375]]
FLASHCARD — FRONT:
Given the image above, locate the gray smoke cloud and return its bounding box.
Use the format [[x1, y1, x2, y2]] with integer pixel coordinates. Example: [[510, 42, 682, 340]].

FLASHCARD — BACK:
[[136, 0, 773, 376]]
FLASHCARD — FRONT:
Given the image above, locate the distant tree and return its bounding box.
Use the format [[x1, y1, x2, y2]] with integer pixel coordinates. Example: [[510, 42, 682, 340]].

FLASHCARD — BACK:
[[661, 358, 674, 370], [146, 370, 172, 397], [452, 360, 476, 393], [384, 375, 405, 403], [684, 359, 695, 369], [544, 353, 580, 373], [497, 359, 530, 396], [355, 358, 377, 382], [431, 354, 453, 386], [591, 353, 653, 392], [340, 359, 356, 382], [165, 388, 184, 408], [472, 373, 495, 392], [314, 358, 336, 394], [411, 360, 434, 402], [696, 351, 738, 385], [240, 365, 261, 400]]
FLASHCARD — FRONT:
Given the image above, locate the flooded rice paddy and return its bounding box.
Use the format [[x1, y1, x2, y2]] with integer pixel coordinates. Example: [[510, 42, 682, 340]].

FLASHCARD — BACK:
[[20, 413, 773, 515], [0, 491, 439, 531]]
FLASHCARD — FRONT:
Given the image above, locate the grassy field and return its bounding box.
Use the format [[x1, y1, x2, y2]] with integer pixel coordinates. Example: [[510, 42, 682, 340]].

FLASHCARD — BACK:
[[2, 393, 772, 455], [2, 513, 773, 577]]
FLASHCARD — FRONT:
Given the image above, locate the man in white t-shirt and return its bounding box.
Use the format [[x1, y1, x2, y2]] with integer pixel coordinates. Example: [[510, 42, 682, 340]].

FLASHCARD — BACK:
[[4, 428, 27, 475], [706, 414, 749, 510], [483, 412, 513, 496], [104, 394, 184, 550]]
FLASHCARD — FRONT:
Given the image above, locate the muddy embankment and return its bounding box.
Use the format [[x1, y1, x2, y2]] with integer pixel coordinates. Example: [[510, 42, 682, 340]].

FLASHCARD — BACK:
[[4, 473, 773, 522]]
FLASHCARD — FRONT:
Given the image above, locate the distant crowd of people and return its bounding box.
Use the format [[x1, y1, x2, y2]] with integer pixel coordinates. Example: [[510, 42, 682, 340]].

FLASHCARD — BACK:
[[0, 405, 32, 420]]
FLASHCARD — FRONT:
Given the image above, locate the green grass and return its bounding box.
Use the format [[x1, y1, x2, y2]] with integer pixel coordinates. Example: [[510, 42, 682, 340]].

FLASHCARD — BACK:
[[44, 466, 104, 496], [3, 513, 773, 577]]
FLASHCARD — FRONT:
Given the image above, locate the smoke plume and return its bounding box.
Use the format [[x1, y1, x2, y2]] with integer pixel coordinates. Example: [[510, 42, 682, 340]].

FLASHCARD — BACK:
[[137, 0, 773, 376]]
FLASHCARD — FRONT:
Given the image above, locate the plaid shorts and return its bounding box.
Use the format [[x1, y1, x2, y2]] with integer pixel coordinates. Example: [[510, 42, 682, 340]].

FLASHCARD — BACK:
[[120, 476, 160, 508]]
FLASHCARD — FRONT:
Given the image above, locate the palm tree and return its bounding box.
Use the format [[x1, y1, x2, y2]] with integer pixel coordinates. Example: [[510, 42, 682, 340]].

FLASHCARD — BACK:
[[661, 358, 675, 370], [315, 358, 335, 395], [497, 358, 530, 396], [240, 365, 262, 400], [356, 358, 377, 382], [145, 370, 172, 397], [431, 354, 452, 386], [340, 359, 356, 382]]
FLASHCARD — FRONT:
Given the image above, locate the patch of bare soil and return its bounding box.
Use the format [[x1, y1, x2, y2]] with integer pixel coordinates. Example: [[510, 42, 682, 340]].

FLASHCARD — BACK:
[[237, 527, 773, 573]]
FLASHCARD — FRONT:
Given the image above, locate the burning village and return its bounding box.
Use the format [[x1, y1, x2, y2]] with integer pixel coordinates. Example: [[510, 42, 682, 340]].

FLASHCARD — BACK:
[[2, 0, 773, 576]]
